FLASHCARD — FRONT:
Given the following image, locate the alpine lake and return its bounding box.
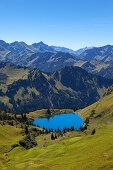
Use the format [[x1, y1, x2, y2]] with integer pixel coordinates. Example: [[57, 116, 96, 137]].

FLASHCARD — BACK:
[[33, 113, 83, 131]]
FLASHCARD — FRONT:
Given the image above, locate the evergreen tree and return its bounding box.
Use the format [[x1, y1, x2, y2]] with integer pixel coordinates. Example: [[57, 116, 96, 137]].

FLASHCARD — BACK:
[[45, 129, 48, 134], [91, 129, 96, 135], [51, 133, 55, 140], [25, 126, 29, 134], [55, 133, 57, 139], [47, 108, 51, 115], [21, 113, 24, 119], [14, 114, 17, 119], [51, 128, 53, 132]]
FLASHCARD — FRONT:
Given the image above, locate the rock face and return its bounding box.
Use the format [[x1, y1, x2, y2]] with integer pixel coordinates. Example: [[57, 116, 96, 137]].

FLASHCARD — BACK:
[[0, 61, 112, 113]]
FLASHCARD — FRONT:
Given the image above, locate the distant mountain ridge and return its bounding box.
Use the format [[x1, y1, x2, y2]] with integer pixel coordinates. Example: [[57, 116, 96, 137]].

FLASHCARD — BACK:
[[25, 51, 78, 72], [0, 40, 86, 55], [1, 40, 113, 63], [0, 40, 93, 57], [0, 40, 113, 79], [0, 40, 79, 72], [74, 60, 113, 79], [78, 45, 113, 62]]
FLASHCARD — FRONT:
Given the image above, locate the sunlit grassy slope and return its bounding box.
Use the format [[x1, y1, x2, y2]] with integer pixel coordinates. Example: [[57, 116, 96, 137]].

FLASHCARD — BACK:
[[1, 86, 113, 169], [0, 125, 22, 169]]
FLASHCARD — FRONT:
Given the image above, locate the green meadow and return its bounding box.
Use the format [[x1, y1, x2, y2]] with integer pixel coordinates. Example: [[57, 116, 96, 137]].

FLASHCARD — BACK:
[[0, 86, 113, 169]]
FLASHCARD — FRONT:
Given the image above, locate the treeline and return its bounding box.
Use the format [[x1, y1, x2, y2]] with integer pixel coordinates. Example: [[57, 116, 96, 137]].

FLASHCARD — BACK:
[[0, 110, 39, 149], [0, 110, 31, 127]]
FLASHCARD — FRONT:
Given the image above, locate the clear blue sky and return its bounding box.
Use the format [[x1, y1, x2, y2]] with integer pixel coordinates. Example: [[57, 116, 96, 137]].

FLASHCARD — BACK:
[[0, 0, 113, 50]]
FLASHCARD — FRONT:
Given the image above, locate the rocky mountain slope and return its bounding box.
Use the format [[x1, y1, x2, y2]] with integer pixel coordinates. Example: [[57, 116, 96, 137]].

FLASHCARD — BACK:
[[74, 60, 113, 79], [78, 45, 113, 62], [0, 40, 78, 71], [25, 52, 78, 72], [0, 61, 112, 113]]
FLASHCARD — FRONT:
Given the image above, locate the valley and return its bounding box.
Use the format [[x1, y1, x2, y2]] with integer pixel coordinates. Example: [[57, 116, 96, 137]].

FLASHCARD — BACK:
[[0, 85, 113, 169]]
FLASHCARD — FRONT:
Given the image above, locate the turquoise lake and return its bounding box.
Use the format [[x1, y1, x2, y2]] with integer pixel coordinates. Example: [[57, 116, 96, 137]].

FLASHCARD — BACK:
[[33, 113, 83, 131]]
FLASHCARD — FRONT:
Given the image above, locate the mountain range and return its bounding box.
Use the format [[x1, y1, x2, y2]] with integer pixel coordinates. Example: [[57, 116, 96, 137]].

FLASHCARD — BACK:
[[0, 61, 112, 113], [0, 40, 84, 58], [0, 40, 113, 113], [0, 40, 113, 79], [0, 40, 84, 72]]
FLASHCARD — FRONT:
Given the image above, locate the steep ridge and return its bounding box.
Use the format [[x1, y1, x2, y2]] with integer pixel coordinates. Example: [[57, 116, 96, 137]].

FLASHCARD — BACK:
[[0, 61, 112, 113], [78, 84, 113, 132]]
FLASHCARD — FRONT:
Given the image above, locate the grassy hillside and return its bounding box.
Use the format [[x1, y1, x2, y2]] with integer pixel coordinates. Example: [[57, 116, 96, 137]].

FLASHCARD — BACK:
[[0, 85, 113, 169], [0, 125, 22, 169], [78, 85, 113, 119]]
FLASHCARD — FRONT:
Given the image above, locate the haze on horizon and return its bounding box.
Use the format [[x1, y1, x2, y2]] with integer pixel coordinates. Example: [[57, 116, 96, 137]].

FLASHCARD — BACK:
[[0, 0, 113, 50]]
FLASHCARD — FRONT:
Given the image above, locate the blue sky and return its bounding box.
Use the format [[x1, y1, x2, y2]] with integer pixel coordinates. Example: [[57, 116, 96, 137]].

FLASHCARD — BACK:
[[0, 0, 113, 50]]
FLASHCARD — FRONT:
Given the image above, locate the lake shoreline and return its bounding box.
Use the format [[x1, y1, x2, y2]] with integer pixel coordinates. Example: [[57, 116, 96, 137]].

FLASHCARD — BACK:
[[33, 113, 83, 131]]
